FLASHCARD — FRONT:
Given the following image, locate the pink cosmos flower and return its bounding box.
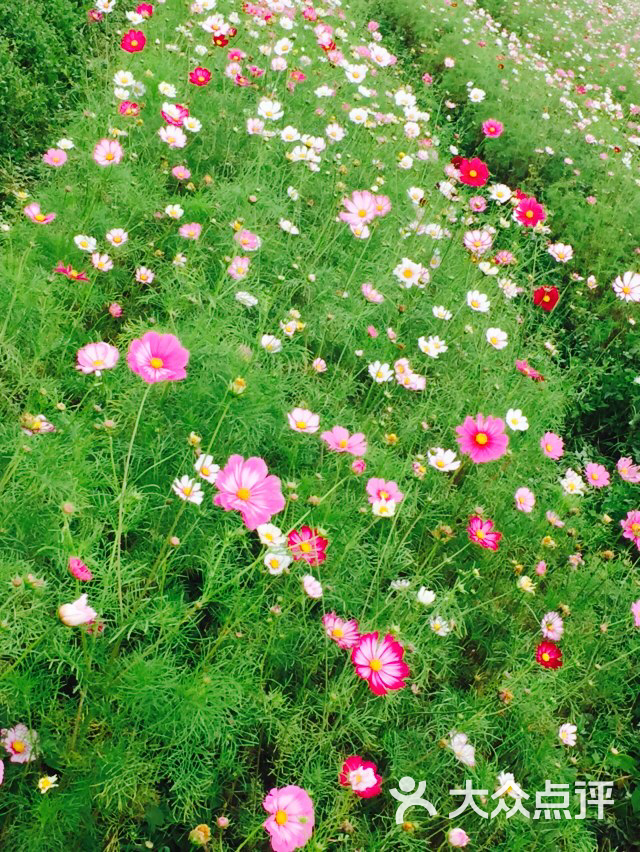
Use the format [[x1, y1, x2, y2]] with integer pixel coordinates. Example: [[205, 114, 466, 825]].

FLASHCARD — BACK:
[[120, 29, 145, 52], [311, 358, 327, 373], [302, 574, 323, 598], [109, 303, 123, 318], [468, 515, 502, 550], [58, 593, 97, 627], [262, 785, 314, 852], [234, 229, 261, 251], [228, 256, 250, 279], [352, 632, 409, 695], [515, 196, 546, 227], [617, 457, 640, 483], [161, 102, 189, 127], [214, 455, 285, 531], [2, 724, 38, 763], [515, 487, 535, 512], [172, 165, 191, 180], [339, 755, 382, 798], [179, 222, 202, 240], [449, 828, 471, 848], [339, 190, 376, 226], [351, 459, 366, 474], [456, 414, 509, 463], [585, 462, 610, 488], [321, 612, 360, 648], [76, 342, 120, 377], [321, 426, 367, 456], [361, 282, 384, 303], [287, 408, 320, 434], [68, 557, 93, 582], [24, 203, 56, 224], [536, 561, 547, 576], [0, 759, 3, 784], [620, 510, 640, 550], [469, 196, 487, 212], [540, 432, 564, 460], [373, 194, 392, 217], [366, 477, 404, 504], [482, 118, 503, 138], [288, 527, 328, 565], [93, 138, 123, 167], [541, 610, 564, 640], [546, 510, 565, 527], [516, 359, 544, 381], [127, 332, 189, 383], [631, 599, 640, 628], [43, 148, 68, 167]]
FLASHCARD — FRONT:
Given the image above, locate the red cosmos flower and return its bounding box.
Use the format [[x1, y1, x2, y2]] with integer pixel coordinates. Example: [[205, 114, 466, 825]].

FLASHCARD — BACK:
[[119, 101, 140, 117], [228, 27, 238, 38], [120, 30, 146, 53], [55, 263, 89, 282], [533, 286, 559, 311], [136, 3, 153, 17], [189, 67, 212, 86], [536, 640, 563, 669], [458, 157, 489, 187], [213, 34, 229, 47], [288, 526, 328, 565], [451, 155, 463, 169], [516, 196, 546, 226], [339, 756, 383, 798]]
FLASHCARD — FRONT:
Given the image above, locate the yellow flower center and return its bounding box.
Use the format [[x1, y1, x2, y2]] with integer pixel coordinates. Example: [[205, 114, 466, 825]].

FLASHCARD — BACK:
[[631, 523, 640, 534], [476, 530, 485, 539], [358, 209, 367, 218], [369, 658, 382, 671], [300, 541, 312, 553], [545, 443, 552, 452], [525, 210, 534, 219], [475, 432, 488, 445], [296, 421, 307, 430], [130, 39, 138, 47], [339, 439, 348, 448], [201, 467, 210, 477], [183, 486, 192, 496], [105, 152, 114, 161], [35, 213, 46, 221], [436, 460, 444, 468], [270, 558, 279, 569], [543, 294, 550, 302], [591, 472, 598, 480], [622, 286, 630, 294], [542, 652, 550, 662], [93, 359, 104, 367], [275, 810, 288, 826], [469, 169, 477, 178], [236, 488, 250, 500], [403, 268, 413, 278], [471, 300, 479, 307], [12, 740, 25, 753], [332, 627, 344, 638], [150, 357, 164, 369]]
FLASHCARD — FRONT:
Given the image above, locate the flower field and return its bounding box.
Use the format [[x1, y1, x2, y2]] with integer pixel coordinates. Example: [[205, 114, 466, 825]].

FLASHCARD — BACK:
[[0, 0, 639, 849]]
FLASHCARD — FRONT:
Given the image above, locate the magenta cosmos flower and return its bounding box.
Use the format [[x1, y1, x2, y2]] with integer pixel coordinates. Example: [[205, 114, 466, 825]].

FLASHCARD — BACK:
[[68, 557, 93, 582], [288, 526, 328, 565], [214, 455, 285, 530], [540, 432, 564, 460], [93, 138, 124, 167], [262, 785, 314, 852], [351, 632, 409, 695], [322, 612, 360, 648], [456, 414, 508, 463], [76, 342, 119, 377], [366, 477, 404, 504], [585, 462, 610, 488], [24, 203, 56, 224], [2, 724, 38, 763], [127, 332, 189, 383], [321, 425, 367, 456], [339, 755, 382, 798], [468, 515, 502, 550], [482, 118, 503, 138], [621, 510, 640, 550]]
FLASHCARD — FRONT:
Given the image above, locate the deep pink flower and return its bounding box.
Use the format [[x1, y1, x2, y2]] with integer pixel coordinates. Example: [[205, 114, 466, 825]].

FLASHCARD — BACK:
[[127, 331, 189, 383], [93, 138, 123, 167], [516, 359, 544, 381], [352, 632, 409, 695], [76, 342, 119, 376], [214, 455, 285, 531], [69, 557, 93, 582], [515, 196, 546, 226], [482, 119, 503, 138], [540, 432, 564, 460], [119, 101, 140, 117], [456, 414, 508, 463], [43, 148, 67, 167], [631, 599, 640, 628], [262, 785, 314, 852], [617, 457, 640, 483], [339, 755, 382, 798], [351, 459, 367, 475], [366, 477, 404, 504], [585, 462, 610, 488], [321, 426, 367, 456], [620, 510, 640, 550], [190, 66, 212, 86], [288, 526, 328, 565], [468, 515, 502, 550], [120, 29, 146, 52], [322, 612, 360, 648]]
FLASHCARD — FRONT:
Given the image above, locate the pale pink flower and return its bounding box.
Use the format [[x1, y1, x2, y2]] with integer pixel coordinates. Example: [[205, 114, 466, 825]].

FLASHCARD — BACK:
[[631, 599, 640, 627], [558, 724, 577, 747], [448, 828, 470, 847], [127, 331, 189, 383], [43, 148, 68, 167], [93, 138, 123, 166], [158, 125, 187, 148], [135, 266, 154, 284], [228, 256, 250, 279], [321, 612, 360, 648], [514, 487, 535, 513], [287, 408, 320, 433], [546, 510, 565, 527], [76, 342, 119, 376], [172, 165, 191, 180], [617, 457, 640, 483], [463, 229, 493, 255], [234, 229, 261, 251], [179, 222, 202, 240], [24, 203, 56, 224], [339, 190, 376, 226], [321, 426, 367, 456], [58, 593, 97, 627], [214, 455, 285, 530], [302, 574, 323, 598], [311, 358, 327, 373], [541, 610, 564, 640], [91, 252, 113, 272], [2, 724, 38, 763], [361, 282, 384, 303], [548, 243, 573, 263], [262, 785, 314, 852], [585, 462, 610, 488], [366, 477, 403, 504], [540, 432, 564, 460]]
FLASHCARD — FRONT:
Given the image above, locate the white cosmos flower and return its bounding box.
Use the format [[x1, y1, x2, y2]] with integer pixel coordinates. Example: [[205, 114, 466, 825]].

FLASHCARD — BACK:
[[194, 454, 220, 484], [165, 204, 184, 219], [486, 327, 508, 349], [372, 498, 396, 518], [489, 183, 512, 204], [172, 475, 203, 505], [505, 408, 529, 431], [467, 290, 490, 312], [74, 235, 97, 252], [612, 271, 640, 302], [417, 587, 436, 605], [368, 361, 394, 382], [430, 615, 450, 636], [418, 335, 447, 358], [264, 550, 291, 575], [235, 291, 258, 308], [428, 448, 460, 471], [257, 523, 286, 548], [432, 305, 453, 320], [261, 334, 282, 353]]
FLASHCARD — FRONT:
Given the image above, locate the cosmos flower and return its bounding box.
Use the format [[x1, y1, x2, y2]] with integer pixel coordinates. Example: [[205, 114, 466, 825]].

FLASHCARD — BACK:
[[541, 611, 564, 640], [321, 426, 367, 456], [617, 457, 640, 483], [585, 462, 610, 488], [611, 271, 640, 303], [533, 286, 559, 311], [339, 756, 382, 798], [1, 724, 39, 763], [127, 332, 189, 383], [468, 516, 502, 550], [456, 414, 509, 463], [58, 594, 98, 627], [514, 487, 535, 512], [76, 342, 120, 377], [24, 203, 56, 224], [482, 118, 503, 138], [458, 157, 489, 186], [620, 510, 640, 550], [214, 456, 285, 531], [288, 527, 328, 565], [558, 724, 577, 747], [321, 612, 360, 648], [68, 557, 93, 582], [366, 478, 404, 504], [93, 138, 123, 166], [351, 632, 409, 696], [262, 785, 314, 852], [121, 29, 146, 52], [515, 196, 546, 226], [536, 641, 563, 670]]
